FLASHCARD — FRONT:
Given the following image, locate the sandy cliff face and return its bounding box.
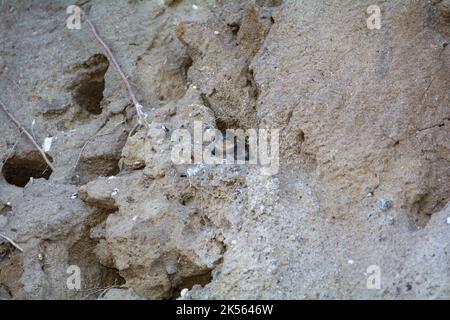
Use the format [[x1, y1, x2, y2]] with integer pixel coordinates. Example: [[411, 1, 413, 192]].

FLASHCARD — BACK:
[[0, 0, 449, 299]]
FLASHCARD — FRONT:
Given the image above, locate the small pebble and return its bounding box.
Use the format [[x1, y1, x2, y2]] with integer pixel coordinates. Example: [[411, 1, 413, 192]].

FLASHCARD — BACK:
[[376, 197, 393, 211], [446, 217, 450, 225], [214, 31, 220, 35], [192, 4, 198, 10], [388, 216, 395, 225], [107, 176, 116, 184], [165, 263, 177, 275], [70, 193, 78, 200], [111, 188, 119, 196], [348, 259, 355, 265], [180, 288, 189, 298]]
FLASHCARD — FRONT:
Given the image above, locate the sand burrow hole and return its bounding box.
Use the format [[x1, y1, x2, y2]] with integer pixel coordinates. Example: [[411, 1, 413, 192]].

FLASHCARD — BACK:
[[1, 151, 53, 187], [71, 54, 109, 115]]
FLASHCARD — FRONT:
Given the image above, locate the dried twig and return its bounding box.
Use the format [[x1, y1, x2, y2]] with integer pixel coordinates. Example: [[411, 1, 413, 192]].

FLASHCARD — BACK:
[[81, 284, 124, 300], [420, 77, 434, 104], [0, 233, 24, 253], [1, 131, 22, 167], [0, 100, 55, 172], [127, 122, 140, 139], [31, 119, 37, 141], [82, 11, 149, 127], [72, 120, 125, 172]]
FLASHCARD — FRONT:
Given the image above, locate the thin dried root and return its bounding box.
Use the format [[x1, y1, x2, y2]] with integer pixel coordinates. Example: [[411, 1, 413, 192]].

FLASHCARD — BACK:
[[73, 120, 125, 172], [0, 100, 55, 172], [0, 233, 24, 253], [82, 12, 149, 128]]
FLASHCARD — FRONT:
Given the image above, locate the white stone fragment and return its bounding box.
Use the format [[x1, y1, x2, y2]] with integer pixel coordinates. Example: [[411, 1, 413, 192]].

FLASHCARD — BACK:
[[187, 165, 204, 177], [180, 288, 189, 298], [42, 137, 53, 152], [107, 176, 116, 184]]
